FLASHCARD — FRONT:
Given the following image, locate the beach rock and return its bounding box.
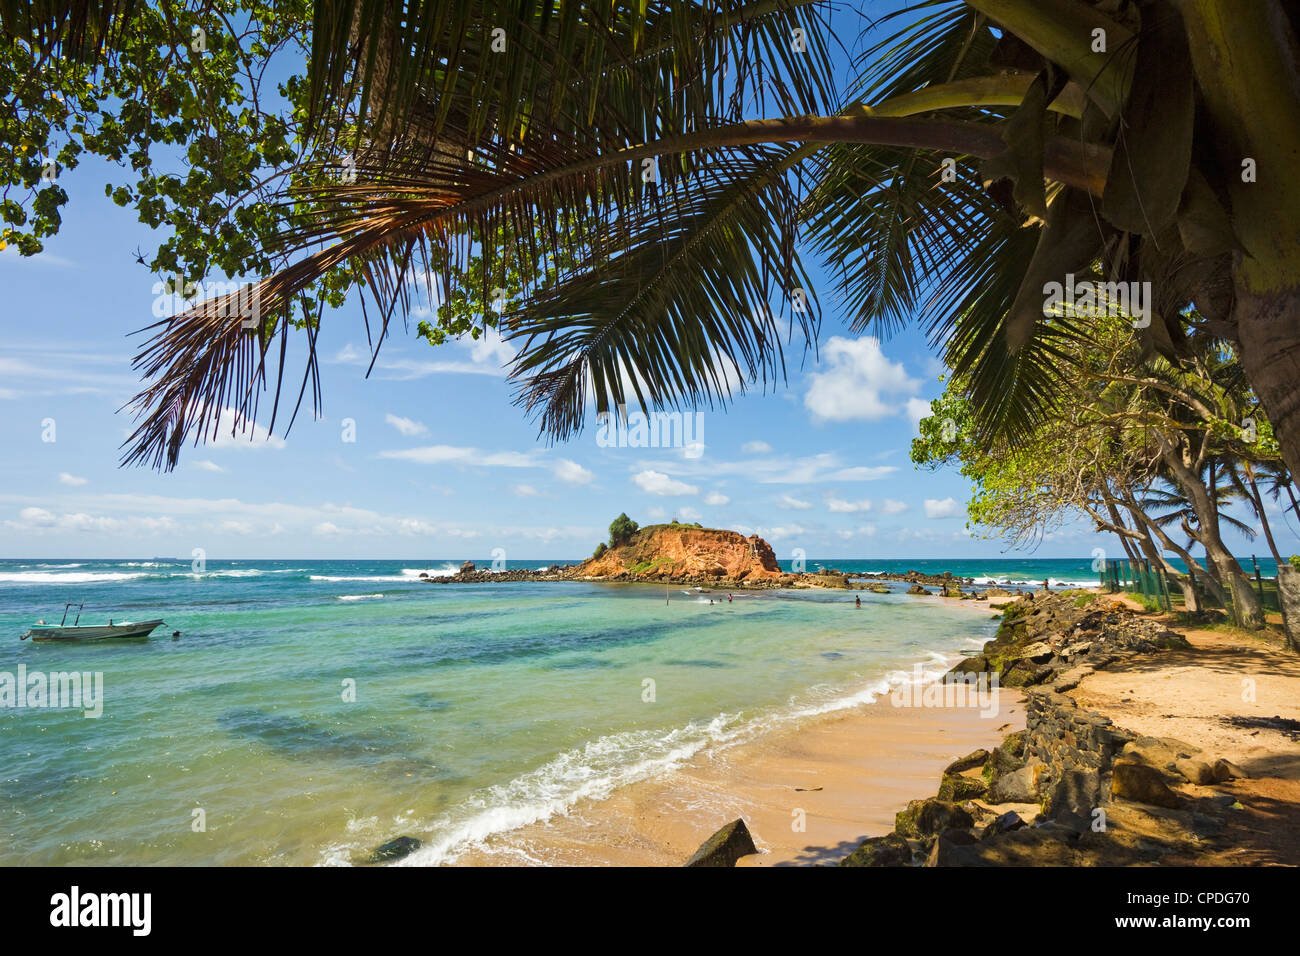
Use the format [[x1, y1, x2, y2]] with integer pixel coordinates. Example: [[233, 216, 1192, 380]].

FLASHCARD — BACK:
[[1211, 758, 1249, 782], [839, 832, 913, 867], [938, 773, 988, 803], [907, 584, 927, 595], [981, 811, 1028, 840], [983, 734, 1028, 786], [1173, 757, 1216, 785], [927, 825, 1079, 866], [367, 835, 422, 864], [683, 818, 759, 867], [1121, 736, 1202, 772], [986, 765, 1043, 804], [1042, 768, 1103, 831], [459, 561, 476, 574], [925, 828, 980, 866], [944, 749, 991, 775], [1111, 760, 1181, 809], [894, 799, 973, 838]]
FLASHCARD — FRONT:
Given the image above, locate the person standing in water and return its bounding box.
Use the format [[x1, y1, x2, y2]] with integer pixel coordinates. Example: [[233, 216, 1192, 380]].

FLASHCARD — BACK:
[[855, 595, 861, 608]]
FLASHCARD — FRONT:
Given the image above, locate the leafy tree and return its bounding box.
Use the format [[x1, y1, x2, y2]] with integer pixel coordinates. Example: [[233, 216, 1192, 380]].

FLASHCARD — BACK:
[[608, 513, 639, 548], [8, 1, 1300, 484]]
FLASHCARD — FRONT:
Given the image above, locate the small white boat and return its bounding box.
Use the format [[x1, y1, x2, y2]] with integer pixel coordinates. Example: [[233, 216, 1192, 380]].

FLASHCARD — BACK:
[[21, 603, 165, 643]]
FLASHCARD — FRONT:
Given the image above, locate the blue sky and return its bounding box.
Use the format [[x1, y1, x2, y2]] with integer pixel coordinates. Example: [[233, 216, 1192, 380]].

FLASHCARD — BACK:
[[1, 7, 1296, 562]]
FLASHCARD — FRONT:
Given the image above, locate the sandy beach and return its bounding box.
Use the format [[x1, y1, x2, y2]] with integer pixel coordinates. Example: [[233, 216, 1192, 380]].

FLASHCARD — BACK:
[[454, 678, 1026, 866], [451, 591, 1300, 867]]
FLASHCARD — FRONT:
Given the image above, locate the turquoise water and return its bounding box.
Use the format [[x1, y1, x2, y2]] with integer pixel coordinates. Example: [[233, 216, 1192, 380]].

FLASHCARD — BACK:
[[0, 553, 1269, 865]]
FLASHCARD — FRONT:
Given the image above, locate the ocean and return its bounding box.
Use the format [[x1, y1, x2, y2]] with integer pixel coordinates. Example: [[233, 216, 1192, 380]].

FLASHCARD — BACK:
[[0, 555, 1272, 865]]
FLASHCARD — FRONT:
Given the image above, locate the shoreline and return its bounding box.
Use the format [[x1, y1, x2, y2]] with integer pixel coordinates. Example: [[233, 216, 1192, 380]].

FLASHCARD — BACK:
[[410, 588, 1300, 867], [443, 675, 1025, 867]]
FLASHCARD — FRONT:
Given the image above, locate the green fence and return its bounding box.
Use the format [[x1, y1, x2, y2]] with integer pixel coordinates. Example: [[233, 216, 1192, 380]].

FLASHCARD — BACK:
[[1099, 556, 1281, 617]]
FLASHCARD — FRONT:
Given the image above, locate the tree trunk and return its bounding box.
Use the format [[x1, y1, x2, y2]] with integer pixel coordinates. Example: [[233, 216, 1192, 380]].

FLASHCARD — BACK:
[[1236, 287, 1300, 482], [1179, 1, 1300, 480], [1278, 565, 1300, 654], [1245, 469, 1284, 565]]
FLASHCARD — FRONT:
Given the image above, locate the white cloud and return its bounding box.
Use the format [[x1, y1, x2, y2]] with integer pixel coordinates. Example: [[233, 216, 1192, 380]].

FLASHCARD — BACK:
[[193, 460, 225, 473], [837, 524, 878, 539], [704, 491, 730, 506], [880, 499, 909, 515], [780, 494, 812, 510], [513, 484, 540, 498], [827, 496, 871, 513], [633, 470, 699, 496], [804, 337, 920, 422], [766, 524, 805, 539], [742, 440, 772, 454], [379, 445, 539, 468], [924, 497, 961, 519], [553, 459, 594, 485], [57, 473, 87, 487], [676, 507, 703, 522], [385, 413, 429, 437], [638, 451, 896, 485], [464, 328, 517, 367]]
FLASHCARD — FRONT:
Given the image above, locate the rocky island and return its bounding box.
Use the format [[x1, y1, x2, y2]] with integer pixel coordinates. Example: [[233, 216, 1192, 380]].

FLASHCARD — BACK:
[[419, 514, 995, 594]]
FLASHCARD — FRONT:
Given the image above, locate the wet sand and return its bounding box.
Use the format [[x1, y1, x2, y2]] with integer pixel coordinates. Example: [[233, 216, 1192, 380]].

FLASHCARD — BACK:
[[452, 684, 1026, 866]]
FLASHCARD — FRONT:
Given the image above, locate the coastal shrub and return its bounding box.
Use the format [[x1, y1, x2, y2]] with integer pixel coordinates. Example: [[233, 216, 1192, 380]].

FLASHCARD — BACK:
[[609, 513, 639, 547], [1126, 591, 1162, 613], [592, 542, 608, 559]]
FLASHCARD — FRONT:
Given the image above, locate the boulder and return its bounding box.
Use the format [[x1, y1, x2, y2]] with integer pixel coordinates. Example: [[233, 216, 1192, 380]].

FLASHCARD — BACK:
[[1173, 757, 1216, 785], [683, 818, 759, 867], [986, 764, 1043, 804], [937, 773, 988, 803], [459, 560, 476, 574], [943, 749, 991, 775], [1211, 758, 1249, 782], [907, 584, 928, 595], [894, 799, 974, 838], [927, 825, 1078, 866], [981, 811, 1028, 840], [1043, 768, 1103, 831], [367, 835, 422, 864], [1111, 760, 1181, 809], [1121, 736, 1202, 772], [839, 832, 913, 867], [925, 827, 980, 866]]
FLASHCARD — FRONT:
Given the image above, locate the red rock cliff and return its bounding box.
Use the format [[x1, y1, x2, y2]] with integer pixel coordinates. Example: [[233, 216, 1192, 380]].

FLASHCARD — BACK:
[[577, 524, 785, 584]]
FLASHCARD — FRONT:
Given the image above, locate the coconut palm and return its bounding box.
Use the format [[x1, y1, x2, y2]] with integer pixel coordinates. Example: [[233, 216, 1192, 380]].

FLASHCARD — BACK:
[[10, 1, 1300, 479]]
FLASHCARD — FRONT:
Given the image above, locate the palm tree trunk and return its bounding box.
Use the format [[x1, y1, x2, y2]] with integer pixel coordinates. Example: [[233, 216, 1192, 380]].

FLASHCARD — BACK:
[[1177, 0, 1300, 481], [1245, 468, 1284, 565]]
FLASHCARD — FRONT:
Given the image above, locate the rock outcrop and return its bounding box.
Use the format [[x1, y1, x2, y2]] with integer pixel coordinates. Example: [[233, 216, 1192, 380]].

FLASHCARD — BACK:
[[684, 818, 760, 866], [839, 593, 1250, 867], [575, 523, 787, 587]]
